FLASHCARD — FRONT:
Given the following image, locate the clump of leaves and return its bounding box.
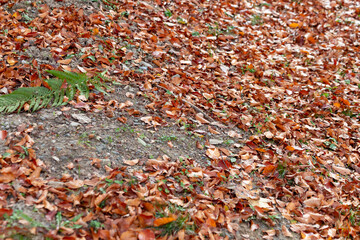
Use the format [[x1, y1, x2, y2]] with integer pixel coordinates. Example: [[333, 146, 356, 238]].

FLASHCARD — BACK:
[[0, 70, 110, 113]]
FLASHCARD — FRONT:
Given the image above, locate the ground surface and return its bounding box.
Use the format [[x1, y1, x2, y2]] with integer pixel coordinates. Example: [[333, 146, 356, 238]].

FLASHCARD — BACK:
[[0, 0, 359, 239]]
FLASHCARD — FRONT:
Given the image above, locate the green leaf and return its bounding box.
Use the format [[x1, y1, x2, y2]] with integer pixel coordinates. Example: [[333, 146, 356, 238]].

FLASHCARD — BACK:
[[56, 212, 62, 227], [87, 56, 96, 62], [70, 213, 83, 223]]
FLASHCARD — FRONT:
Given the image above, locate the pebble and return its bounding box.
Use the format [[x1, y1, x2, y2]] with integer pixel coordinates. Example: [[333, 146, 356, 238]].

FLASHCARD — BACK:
[[209, 139, 223, 145], [70, 121, 81, 127]]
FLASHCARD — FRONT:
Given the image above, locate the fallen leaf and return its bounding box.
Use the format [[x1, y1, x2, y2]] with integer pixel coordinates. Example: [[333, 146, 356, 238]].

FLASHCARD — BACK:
[[196, 113, 210, 124], [57, 59, 72, 64], [138, 229, 155, 240], [289, 23, 299, 28], [264, 131, 273, 138], [0, 130, 7, 140], [6, 56, 17, 65], [120, 230, 137, 240], [123, 159, 139, 166], [332, 165, 351, 175], [286, 146, 295, 151], [206, 218, 216, 227], [153, 217, 176, 227], [65, 179, 84, 189], [206, 147, 220, 159], [282, 225, 293, 237]]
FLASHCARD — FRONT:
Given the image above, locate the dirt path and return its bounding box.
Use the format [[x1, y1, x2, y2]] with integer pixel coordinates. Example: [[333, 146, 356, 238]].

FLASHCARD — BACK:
[[1, 80, 298, 239]]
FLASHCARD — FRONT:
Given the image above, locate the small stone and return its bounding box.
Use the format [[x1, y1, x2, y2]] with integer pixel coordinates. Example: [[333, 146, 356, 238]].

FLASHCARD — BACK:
[[209, 139, 223, 145], [71, 114, 91, 124], [48, 181, 64, 188], [52, 156, 60, 162], [70, 121, 81, 127]]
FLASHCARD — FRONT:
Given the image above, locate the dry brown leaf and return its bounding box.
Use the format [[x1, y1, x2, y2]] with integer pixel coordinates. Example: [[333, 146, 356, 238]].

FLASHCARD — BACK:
[[65, 179, 84, 189], [332, 165, 351, 175], [123, 159, 139, 166], [138, 229, 155, 240], [206, 147, 220, 159], [196, 113, 210, 124], [282, 225, 293, 237]]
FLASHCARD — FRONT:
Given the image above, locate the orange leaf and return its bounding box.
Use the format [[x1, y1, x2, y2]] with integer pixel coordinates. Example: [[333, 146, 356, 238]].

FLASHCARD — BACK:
[[321, 78, 330, 85], [340, 98, 350, 106], [12, 12, 21, 19], [307, 36, 316, 44], [255, 148, 266, 153], [206, 218, 217, 227], [138, 229, 155, 240], [286, 146, 295, 151], [289, 23, 299, 28], [334, 102, 341, 108], [262, 165, 276, 175], [57, 59, 72, 64], [93, 28, 99, 35], [7, 56, 17, 66], [153, 217, 176, 227]]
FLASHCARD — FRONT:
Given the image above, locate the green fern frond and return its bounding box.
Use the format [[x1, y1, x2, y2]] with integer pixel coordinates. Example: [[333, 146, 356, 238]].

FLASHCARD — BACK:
[[46, 70, 87, 84], [0, 87, 53, 113], [0, 70, 111, 113]]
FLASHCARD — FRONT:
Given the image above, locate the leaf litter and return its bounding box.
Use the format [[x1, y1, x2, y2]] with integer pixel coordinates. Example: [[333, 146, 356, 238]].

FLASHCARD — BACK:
[[0, 0, 360, 239]]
